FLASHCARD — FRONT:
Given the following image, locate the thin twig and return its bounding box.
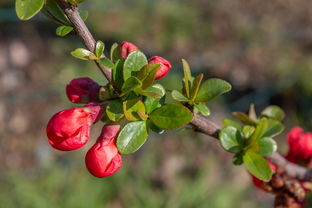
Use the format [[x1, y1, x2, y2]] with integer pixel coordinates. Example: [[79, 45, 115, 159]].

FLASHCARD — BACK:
[[54, 0, 312, 182]]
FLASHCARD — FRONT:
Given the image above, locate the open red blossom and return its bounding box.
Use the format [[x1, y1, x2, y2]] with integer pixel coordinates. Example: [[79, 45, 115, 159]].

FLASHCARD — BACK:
[[286, 127, 312, 164], [120, 41, 139, 59], [251, 161, 276, 190], [46, 104, 102, 151], [148, 56, 172, 80], [66, 77, 100, 104], [85, 125, 122, 178]]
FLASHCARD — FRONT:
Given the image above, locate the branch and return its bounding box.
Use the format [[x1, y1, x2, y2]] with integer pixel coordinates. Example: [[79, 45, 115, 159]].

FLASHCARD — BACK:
[[55, 1, 312, 182]]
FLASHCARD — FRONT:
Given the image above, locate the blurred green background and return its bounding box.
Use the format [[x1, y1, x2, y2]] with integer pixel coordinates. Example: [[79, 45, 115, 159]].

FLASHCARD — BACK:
[[0, 0, 311, 207]]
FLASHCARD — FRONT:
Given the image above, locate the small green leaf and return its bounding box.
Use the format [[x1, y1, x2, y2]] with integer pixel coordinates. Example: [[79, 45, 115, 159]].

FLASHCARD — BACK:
[[194, 103, 210, 117], [140, 84, 165, 98], [233, 112, 257, 126], [106, 99, 124, 122], [56, 26, 74, 37], [190, 74, 203, 100], [243, 151, 273, 181], [95, 40, 105, 58], [242, 125, 255, 138], [182, 59, 192, 98], [137, 64, 160, 89], [110, 43, 121, 61], [251, 118, 268, 141], [123, 99, 146, 121], [263, 119, 284, 137], [144, 97, 162, 114], [195, 78, 232, 102], [117, 121, 148, 154], [112, 59, 124, 89], [223, 119, 242, 131], [258, 137, 277, 156], [171, 90, 189, 102], [261, 105, 285, 121], [98, 57, 114, 69], [233, 154, 244, 165], [123, 51, 148, 81], [16, 0, 44, 20], [42, 0, 71, 25], [149, 104, 194, 130], [121, 77, 142, 96], [147, 120, 164, 134], [219, 126, 243, 153], [71, 48, 93, 60]]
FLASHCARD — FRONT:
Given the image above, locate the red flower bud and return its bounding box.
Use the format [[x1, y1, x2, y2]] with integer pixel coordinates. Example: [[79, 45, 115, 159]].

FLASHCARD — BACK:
[[66, 77, 100, 104], [85, 125, 122, 178], [286, 127, 312, 164], [148, 56, 172, 80], [251, 161, 276, 190], [120, 41, 139, 59], [46, 104, 102, 151]]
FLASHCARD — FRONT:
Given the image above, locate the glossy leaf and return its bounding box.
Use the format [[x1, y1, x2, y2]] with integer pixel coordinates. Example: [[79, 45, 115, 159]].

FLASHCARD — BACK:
[[263, 119, 284, 137], [137, 64, 160, 89], [147, 120, 164, 134], [56, 26, 73, 37], [223, 119, 242, 131], [171, 90, 189, 102], [95, 40, 105, 58], [144, 97, 162, 114], [219, 126, 243, 153], [42, 0, 71, 25], [195, 78, 232, 102], [110, 43, 121, 61], [112, 59, 124, 89], [16, 0, 44, 20], [117, 121, 148, 154], [261, 105, 285, 121], [194, 103, 210, 117], [251, 118, 268, 141], [71, 48, 93, 60], [121, 77, 142, 96], [140, 84, 165, 98], [98, 57, 114, 69], [242, 125, 255, 138], [106, 99, 124, 122], [258, 137, 277, 156], [243, 151, 272, 181], [123, 99, 146, 121], [149, 104, 194, 130], [182, 59, 192, 98], [123, 51, 148, 81], [190, 73, 203, 100]]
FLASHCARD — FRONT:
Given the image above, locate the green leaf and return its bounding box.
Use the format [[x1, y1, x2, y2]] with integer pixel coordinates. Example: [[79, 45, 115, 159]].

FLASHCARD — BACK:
[[182, 59, 192, 98], [140, 84, 165, 99], [233, 154, 244, 165], [117, 121, 148, 154], [42, 0, 71, 25], [171, 90, 189, 102], [195, 78, 232, 102], [149, 104, 194, 130], [219, 126, 243, 153], [112, 59, 124, 89], [242, 125, 255, 138], [251, 118, 268, 141], [243, 151, 273, 181], [123, 51, 148, 81], [223, 119, 242, 131], [194, 103, 210, 117], [263, 119, 284, 137], [121, 77, 142, 96], [147, 120, 164, 134], [55, 26, 74, 37], [71, 48, 93, 60], [110, 43, 121, 61], [144, 97, 162, 114], [258, 137, 277, 156], [137, 64, 160, 89], [123, 99, 146, 121], [190, 74, 203, 100], [261, 105, 285, 121], [16, 0, 44, 20], [95, 40, 105, 58], [98, 57, 114, 69], [233, 112, 257, 126], [106, 99, 124, 122]]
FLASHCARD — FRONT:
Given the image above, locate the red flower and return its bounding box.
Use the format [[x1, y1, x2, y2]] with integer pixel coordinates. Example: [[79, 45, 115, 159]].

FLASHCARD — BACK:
[[148, 56, 172, 80], [286, 127, 312, 164], [46, 104, 102, 151], [120, 41, 139, 59], [251, 161, 276, 190], [66, 77, 100, 104], [85, 125, 122, 178]]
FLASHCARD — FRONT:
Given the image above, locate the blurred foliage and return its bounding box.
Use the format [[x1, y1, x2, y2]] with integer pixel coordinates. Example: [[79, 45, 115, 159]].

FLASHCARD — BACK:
[[0, 0, 311, 207]]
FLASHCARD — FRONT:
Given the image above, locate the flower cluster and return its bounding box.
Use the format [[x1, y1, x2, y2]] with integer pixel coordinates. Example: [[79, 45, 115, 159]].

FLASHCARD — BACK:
[[250, 127, 311, 208], [46, 41, 172, 177]]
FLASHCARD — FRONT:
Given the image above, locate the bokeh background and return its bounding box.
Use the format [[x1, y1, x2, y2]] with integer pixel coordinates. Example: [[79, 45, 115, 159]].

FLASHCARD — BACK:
[[0, 0, 311, 207]]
